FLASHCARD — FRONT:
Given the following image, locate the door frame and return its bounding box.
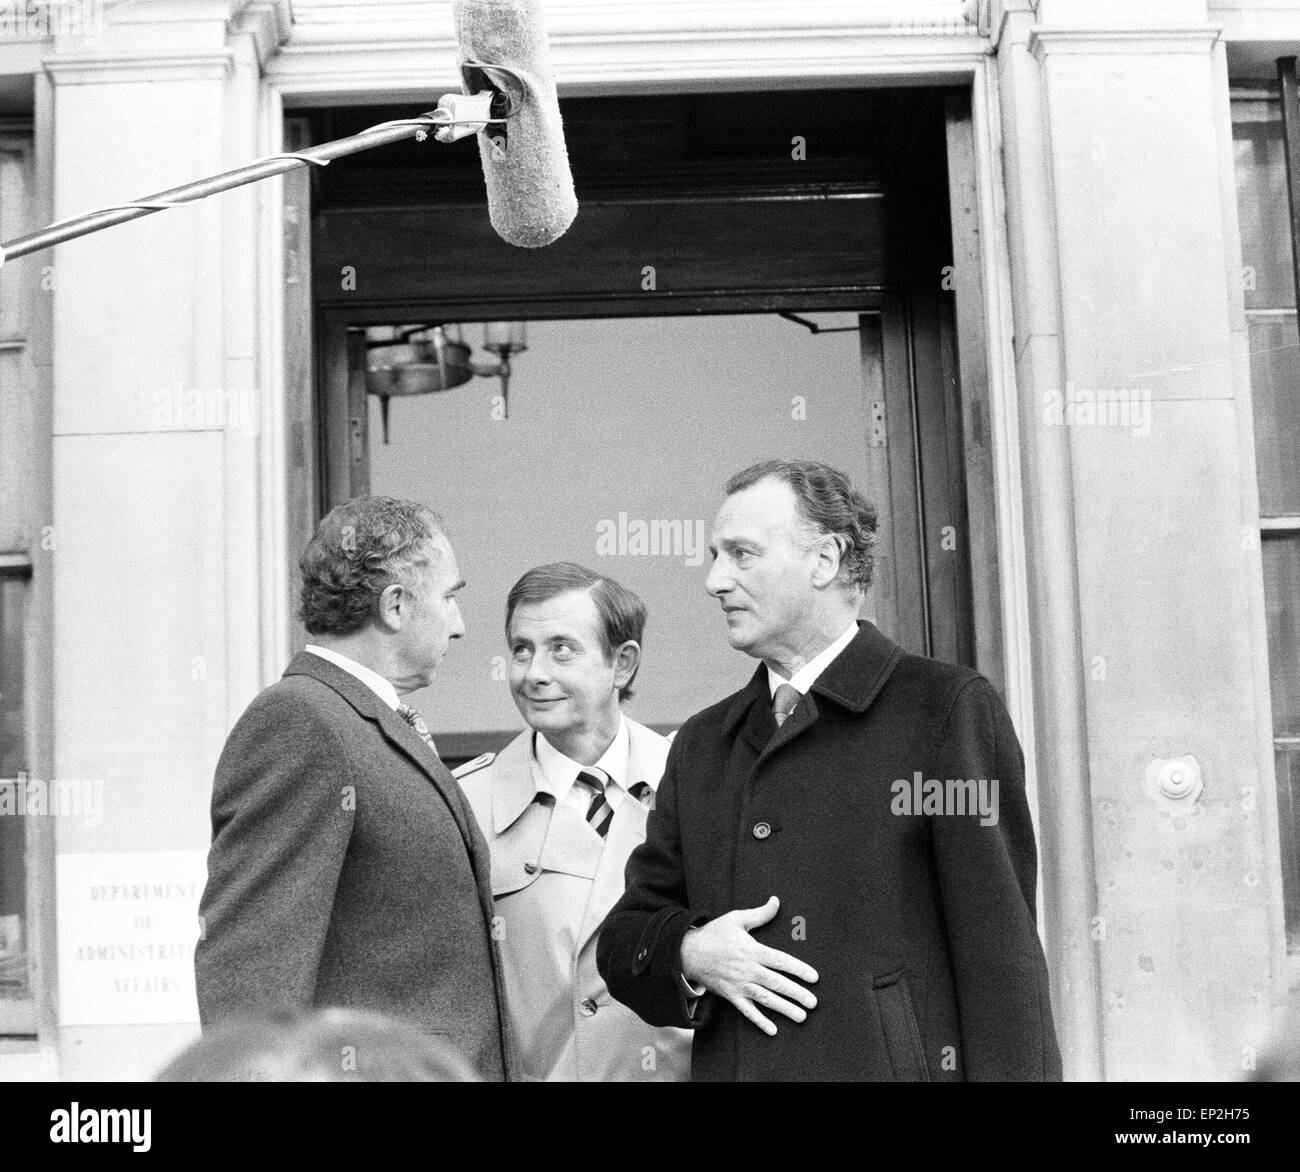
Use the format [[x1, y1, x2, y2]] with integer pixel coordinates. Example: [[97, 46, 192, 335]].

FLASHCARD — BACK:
[[263, 0, 1028, 747], [270, 59, 1030, 748], [271, 50, 1042, 975]]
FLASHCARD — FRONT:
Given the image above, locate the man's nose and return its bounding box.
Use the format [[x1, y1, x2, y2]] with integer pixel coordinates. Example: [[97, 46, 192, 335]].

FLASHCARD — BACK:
[[523, 654, 550, 685], [704, 559, 729, 597], [450, 605, 466, 639]]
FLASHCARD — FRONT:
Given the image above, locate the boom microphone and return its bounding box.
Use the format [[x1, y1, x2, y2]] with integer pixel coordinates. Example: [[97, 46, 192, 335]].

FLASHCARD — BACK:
[[453, 0, 578, 248], [0, 3, 577, 267]]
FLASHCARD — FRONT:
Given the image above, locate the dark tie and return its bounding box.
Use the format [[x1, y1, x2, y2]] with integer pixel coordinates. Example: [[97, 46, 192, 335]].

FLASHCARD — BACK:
[[772, 682, 801, 728], [397, 702, 439, 757], [576, 767, 614, 838]]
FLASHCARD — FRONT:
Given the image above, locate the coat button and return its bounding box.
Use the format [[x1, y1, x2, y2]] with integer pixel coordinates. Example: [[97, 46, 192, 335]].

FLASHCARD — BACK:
[[635, 948, 648, 962], [523, 860, 538, 874], [753, 822, 772, 840], [579, 998, 598, 1016]]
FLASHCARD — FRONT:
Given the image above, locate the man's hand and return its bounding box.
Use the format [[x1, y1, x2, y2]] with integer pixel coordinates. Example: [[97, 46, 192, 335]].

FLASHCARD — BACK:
[[679, 896, 818, 1036]]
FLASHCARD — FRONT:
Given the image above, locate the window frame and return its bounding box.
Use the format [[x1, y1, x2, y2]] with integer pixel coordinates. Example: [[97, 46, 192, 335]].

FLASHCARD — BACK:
[[1232, 73, 1300, 955], [0, 560, 34, 1035], [0, 120, 53, 1047]]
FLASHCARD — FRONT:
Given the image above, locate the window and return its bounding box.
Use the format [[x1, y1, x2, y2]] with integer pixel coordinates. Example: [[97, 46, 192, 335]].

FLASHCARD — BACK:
[[0, 572, 29, 1016], [0, 129, 36, 1033], [1233, 93, 1300, 952]]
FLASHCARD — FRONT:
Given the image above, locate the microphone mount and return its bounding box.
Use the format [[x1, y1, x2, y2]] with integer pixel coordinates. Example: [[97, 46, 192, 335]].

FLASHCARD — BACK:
[[0, 83, 518, 271], [458, 61, 527, 154]]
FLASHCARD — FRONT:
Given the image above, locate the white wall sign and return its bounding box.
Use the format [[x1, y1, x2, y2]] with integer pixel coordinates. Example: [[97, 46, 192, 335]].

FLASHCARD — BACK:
[[56, 851, 206, 1026]]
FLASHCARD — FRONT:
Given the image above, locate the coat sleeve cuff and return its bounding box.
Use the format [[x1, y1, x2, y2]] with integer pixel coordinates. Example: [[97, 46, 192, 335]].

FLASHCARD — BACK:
[[631, 908, 715, 1025]]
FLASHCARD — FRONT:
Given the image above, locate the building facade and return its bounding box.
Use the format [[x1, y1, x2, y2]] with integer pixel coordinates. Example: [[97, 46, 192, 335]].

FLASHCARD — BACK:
[[0, 0, 1296, 1080]]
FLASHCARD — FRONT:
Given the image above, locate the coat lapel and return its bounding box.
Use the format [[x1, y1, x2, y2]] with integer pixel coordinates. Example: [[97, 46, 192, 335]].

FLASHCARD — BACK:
[[377, 705, 481, 846], [812, 621, 904, 714], [574, 719, 669, 956], [282, 651, 484, 882], [479, 730, 558, 896], [283, 651, 520, 1079], [575, 798, 648, 956], [723, 668, 775, 757], [488, 730, 543, 836], [757, 688, 821, 765], [732, 621, 905, 768]]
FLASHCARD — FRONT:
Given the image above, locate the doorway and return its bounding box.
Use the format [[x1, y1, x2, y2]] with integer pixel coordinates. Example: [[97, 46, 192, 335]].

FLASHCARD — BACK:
[[297, 87, 996, 761]]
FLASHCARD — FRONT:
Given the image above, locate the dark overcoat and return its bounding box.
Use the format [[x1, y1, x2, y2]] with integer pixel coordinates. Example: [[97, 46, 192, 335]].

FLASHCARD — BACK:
[[195, 652, 515, 1080], [597, 621, 1062, 1081]]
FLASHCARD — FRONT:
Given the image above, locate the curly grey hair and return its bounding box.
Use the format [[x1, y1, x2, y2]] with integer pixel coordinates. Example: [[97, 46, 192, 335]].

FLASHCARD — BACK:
[[298, 496, 444, 636]]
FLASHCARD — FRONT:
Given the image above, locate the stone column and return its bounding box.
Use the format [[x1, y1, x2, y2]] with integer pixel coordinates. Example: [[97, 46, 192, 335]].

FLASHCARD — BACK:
[[45, 0, 287, 1079], [995, 0, 1281, 1078]]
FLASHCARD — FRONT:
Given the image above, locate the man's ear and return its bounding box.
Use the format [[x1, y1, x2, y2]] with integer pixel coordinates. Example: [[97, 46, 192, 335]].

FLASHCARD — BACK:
[[375, 582, 406, 632], [810, 534, 844, 590], [613, 640, 641, 692]]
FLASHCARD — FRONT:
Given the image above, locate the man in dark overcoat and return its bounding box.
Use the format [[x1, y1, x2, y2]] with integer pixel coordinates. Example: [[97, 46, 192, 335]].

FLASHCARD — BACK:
[[597, 459, 1062, 1081]]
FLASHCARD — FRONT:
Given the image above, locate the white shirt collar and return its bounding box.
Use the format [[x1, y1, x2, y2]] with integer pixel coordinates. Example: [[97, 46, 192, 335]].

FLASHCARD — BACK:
[[304, 644, 401, 711], [532, 714, 631, 807], [766, 620, 860, 698]]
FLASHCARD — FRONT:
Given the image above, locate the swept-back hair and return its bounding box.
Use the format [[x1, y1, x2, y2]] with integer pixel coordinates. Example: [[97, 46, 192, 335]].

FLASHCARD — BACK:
[[506, 562, 646, 702], [725, 458, 877, 591]]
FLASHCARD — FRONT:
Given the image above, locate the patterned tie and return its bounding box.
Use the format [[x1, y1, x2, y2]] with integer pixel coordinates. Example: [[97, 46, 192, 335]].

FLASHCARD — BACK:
[[576, 767, 615, 838], [772, 682, 801, 728], [397, 702, 439, 757]]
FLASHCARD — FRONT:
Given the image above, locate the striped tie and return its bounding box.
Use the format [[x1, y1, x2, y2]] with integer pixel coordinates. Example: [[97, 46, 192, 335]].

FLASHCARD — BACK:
[[772, 682, 801, 728], [397, 702, 439, 757], [577, 767, 614, 838]]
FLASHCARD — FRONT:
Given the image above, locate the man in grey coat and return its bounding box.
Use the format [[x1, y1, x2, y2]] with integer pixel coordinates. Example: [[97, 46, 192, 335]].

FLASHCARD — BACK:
[[195, 496, 514, 1081]]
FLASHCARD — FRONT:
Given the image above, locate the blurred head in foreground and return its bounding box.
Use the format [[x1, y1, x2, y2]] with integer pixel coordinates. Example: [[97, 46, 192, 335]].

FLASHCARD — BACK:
[[155, 1008, 479, 1082]]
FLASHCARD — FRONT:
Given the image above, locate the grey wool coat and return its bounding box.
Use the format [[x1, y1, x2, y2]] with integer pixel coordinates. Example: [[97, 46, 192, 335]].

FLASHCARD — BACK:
[[596, 621, 1063, 1082], [195, 651, 515, 1080]]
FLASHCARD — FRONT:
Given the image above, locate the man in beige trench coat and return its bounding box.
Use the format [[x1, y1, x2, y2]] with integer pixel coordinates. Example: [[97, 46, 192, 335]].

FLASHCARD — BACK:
[[456, 562, 691, 1082]]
